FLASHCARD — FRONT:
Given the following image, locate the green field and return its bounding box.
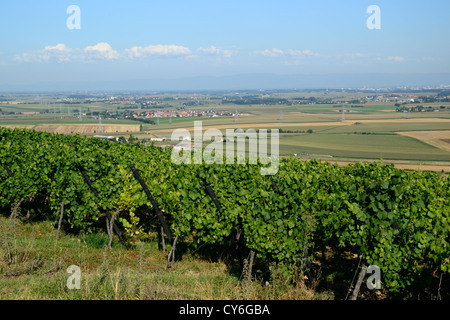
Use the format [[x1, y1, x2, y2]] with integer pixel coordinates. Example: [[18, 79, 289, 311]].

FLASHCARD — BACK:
[[2, 96, 450, 164], [288, 104, 397, 114], [280, 133, 450, 161], [135, 106, 450, 162]]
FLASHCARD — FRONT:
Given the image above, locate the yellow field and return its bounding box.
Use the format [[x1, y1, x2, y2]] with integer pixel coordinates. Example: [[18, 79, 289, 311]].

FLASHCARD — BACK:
[[324, 160, 450, 173], [0, 124, 140, 134], [397, 131, 450, 152], [358, 118, 450, 123], [148, 118, 450, 134]]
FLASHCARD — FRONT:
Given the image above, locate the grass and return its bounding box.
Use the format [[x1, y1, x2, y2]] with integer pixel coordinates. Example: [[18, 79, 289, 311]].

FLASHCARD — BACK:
[[279, 132, 450, 160], [0, 117, 139, 126], [0, 216, 332, 300], [1, 209, 448, 300], [322, 122, 450, 134]]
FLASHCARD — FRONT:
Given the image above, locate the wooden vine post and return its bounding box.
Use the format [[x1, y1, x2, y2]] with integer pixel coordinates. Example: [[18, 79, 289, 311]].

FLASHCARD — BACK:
[[56, 197, 66, 240], [196, 171, 222, 213], [2, 165, 36, 223], [167, 235, 179, 269], [78, 166, 123, 239], [129, 164, 173, 244], [351, 263, 367, 300], [247, 250, 256, 281], [3, 164, 14, 178], [129, 164, 179, 268], [197, 170, 253, 274]]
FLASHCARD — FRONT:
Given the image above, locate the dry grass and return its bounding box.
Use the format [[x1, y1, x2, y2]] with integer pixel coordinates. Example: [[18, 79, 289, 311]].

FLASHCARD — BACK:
[[357, 118, 450, 123], [397, 131, 450, 152], [0, 216, 328, 300], [321, 159, 450, 173], [0, 124, 140, 134], [148, 118, 450, 136]]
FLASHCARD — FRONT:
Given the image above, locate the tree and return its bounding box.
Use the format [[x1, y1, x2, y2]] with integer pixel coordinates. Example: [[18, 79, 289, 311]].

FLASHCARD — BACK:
[[128, 134, 138, 143]]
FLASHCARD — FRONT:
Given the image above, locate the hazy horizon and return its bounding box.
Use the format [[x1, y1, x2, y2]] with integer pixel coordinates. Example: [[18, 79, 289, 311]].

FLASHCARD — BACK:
[[1, 72, 450, 93]]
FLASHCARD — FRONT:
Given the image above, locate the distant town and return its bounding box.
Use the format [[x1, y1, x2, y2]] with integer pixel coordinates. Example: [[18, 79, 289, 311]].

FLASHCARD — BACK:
[[2, 87, 450, 121]]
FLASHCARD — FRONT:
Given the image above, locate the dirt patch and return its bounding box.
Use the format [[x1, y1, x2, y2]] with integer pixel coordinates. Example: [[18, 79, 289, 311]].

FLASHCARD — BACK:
[[324, 159, 450, 173], [149, 118, 450, 134], [149, 121, 356, 135], [396, 131, 450, 152], [0, 124, 140, 134], [359, 118, 450, 123]]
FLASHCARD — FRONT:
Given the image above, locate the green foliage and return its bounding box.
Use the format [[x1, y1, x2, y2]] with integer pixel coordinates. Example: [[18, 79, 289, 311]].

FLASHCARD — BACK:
[[0, 127, 449, 298]]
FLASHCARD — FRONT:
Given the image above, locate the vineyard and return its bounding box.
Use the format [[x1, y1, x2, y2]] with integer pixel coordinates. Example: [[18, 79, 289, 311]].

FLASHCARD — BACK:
[[1, 127, 449, 299]]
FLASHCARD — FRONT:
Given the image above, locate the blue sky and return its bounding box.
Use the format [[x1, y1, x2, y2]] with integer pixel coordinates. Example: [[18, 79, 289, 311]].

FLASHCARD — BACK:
[[1, 0, 450, 89]]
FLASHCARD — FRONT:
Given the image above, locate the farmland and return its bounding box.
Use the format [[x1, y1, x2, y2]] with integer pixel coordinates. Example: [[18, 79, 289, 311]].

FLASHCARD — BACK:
[[397, 131, 450, 152], [0, 124, 140, 134], [1, 90, 450, 170]]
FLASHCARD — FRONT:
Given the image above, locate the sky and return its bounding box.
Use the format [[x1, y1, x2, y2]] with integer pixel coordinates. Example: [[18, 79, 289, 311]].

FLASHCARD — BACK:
[[1, 0, 450, 90]]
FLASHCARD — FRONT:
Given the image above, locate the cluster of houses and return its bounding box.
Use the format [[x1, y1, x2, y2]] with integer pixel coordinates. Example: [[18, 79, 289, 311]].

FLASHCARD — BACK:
[[140, 134, 230, 152], [93, 135, 119, 142], [128, 109, 232, 120]]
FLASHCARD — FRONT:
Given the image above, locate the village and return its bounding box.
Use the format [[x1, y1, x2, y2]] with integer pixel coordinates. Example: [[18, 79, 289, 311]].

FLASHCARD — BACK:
[[125, 108, 233, 120]]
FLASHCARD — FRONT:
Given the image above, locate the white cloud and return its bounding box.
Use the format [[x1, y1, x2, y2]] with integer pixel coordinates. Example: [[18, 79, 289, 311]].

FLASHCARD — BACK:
[[285, 49, 319, 57], [255, 48, 319, 58], [334, 52, 369, 59], [387, 56, 405, 62], [125, 44, 191, 58], [15, 42, 194, 63], [197, 46, 235, 58], [84, 42, 120, 60], [14, 43, 194, 63], [44, 44, 68, 52], [15, 43, 71, 63], [255, 48, 284, 57], [14, 42, 120, 63]]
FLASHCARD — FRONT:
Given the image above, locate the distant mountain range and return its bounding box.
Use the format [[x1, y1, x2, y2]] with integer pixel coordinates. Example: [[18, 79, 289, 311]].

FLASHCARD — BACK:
[[2, 73, 450, 92]]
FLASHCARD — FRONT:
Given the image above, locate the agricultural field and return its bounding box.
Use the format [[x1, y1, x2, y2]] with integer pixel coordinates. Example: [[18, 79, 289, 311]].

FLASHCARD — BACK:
[[0, 124, 140, 134], [2, 91, 450, 171], [142, 108, 450, 171], [397, 131, 450, 152]]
